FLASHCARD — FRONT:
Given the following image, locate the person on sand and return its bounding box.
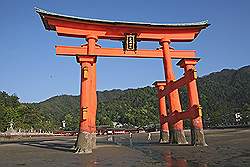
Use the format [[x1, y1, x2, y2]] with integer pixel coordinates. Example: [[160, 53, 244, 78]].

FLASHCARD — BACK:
[[129, 132, 132, 139], [129, 132, 133, 147], [147, 132, 152, 141]]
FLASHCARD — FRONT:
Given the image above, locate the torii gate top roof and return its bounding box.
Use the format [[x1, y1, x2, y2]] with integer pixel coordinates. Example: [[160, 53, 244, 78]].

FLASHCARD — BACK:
[[36, 8, 209, 30], [36, 8, 210, 42]]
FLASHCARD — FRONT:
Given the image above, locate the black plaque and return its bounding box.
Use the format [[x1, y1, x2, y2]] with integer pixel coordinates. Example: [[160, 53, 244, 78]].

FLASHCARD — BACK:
[[123, 33, 137, 51]]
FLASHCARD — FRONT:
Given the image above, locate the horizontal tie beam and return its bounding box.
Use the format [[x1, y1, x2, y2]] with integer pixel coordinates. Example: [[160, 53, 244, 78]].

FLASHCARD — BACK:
[[163, 105, 202, 125], [159, 69, 197, 98], [55, 46, 196, 59]]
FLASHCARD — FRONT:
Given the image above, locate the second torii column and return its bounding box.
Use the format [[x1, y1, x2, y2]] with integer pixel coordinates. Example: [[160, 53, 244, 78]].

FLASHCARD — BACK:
[[154, 81, 169, 143], [178, 58, 207, 146], [160, 37, 187, 144]]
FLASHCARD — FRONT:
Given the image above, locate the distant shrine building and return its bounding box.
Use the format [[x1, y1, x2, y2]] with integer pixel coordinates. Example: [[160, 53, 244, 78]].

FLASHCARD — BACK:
[[36, 8, 210, 153]]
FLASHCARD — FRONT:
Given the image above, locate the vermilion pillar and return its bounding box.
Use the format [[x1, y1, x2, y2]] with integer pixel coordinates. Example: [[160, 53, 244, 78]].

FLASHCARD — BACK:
[[160, 37, 187, 144], [178, 58, 207, 146], [153, 82, 169, 143], [87, 35, 98, 148], [90, 61, 97, 148], [75, 35, 98, 153]]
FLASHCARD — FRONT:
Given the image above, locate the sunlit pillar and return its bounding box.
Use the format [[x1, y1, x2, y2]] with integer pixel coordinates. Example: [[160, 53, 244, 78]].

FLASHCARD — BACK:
[[160, 37, 187, 144], [75, 35, 98, 153], [153, 81, 169, 143], [178, 58, 207, 146]]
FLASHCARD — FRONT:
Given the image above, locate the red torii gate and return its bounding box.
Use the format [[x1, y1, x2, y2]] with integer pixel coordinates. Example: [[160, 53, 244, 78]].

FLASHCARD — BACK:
[[36, 8, 209, 153]]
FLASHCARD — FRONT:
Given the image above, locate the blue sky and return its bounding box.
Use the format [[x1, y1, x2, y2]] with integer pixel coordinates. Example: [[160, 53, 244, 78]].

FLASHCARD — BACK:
[[0, 0, 249, 102]]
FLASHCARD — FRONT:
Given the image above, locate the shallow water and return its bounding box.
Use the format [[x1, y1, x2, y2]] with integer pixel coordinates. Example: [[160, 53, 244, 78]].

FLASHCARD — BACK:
[[109, 134, 208, 167]]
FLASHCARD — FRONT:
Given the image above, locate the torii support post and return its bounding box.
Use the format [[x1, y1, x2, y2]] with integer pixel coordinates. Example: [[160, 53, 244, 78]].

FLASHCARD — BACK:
[[153, 81, 169, 143], [75, 35, 98, 153], [160, 37, 187, 144], [177, 58, 207, 146]]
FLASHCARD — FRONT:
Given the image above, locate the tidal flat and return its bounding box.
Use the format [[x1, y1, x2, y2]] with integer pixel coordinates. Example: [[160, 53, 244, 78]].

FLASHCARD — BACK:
[[0, 128, 249, 167]]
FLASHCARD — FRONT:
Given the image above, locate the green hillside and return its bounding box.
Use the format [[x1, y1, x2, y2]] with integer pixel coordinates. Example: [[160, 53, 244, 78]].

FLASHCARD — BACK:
[[34, 65, 250, 130], [0, 65, 249, 132], [0, 92, 55, 132], [197, 65, 250, 127]]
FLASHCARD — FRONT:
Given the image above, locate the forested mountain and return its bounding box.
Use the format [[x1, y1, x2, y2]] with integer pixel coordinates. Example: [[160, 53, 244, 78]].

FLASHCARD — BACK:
[[0, 65, 249, 132], [0, 92, 55, 132], [197, 65, 250, 127]]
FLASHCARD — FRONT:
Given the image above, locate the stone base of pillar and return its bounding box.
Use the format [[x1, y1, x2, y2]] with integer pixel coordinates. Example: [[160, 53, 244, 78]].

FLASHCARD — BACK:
[[159, 131, 169, 143], [74, 132, 96, 154], [191, 128, 207, 146], [92, 133, 97, 149], [170, 129, 188, 144]]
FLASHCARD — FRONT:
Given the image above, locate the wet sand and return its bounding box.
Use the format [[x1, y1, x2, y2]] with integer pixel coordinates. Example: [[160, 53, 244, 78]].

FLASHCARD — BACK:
[[0, 128, 249, 167]]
